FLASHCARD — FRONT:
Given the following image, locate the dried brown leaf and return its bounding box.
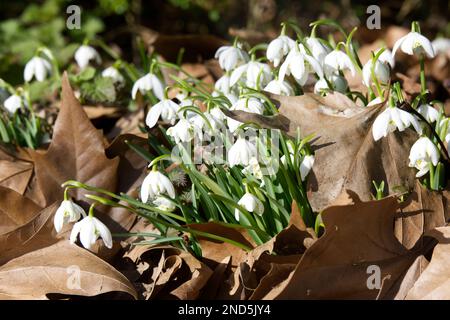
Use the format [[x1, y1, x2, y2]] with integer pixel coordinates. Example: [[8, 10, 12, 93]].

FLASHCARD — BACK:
[[0, 241, 137, 300]]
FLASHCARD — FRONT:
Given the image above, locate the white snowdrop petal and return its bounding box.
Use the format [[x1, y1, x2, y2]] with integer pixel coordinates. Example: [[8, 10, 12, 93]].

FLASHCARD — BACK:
[[94, 217, 113, 249]]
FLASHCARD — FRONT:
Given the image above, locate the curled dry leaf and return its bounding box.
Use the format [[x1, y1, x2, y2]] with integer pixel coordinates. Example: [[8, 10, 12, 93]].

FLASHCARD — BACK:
[[124, 245, 212, 300], [0, 241, 137, 300], [224, 92, 417, 211]]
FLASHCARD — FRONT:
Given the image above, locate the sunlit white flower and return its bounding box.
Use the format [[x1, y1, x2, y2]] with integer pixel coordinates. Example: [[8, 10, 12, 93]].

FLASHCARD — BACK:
[[314, 74, 348, 94], [234, 192, 264, 221], [392, 32, 435, 58], [145, 98, 180, 128], [230, 60, 272, 89], [102, 66, 124, 84], [74, 45, 101, 69], [209, 106, 226, 122], [70, 215, 112, 249], [279, 44, 323, 85], [417, 104, 439, 123], [227, 98, 265, 133], [432, 38, 450, 56], [24, 56, 52, 82], [263, 79, 294, 96], [132, 73, 164, 100], [306, 37, 331, 65], [367, 97, 383, 107], [189, 112, 224, 135], [167, 118, 201, 143], [228, 137, 257, 167], [242, 157, 264, 180], [215, 45, 249, 71], [408, 136, 440, 177], [323, 50, 356, 76], [362, 58, 390, 87], [372, 106, 422, 141], [215, 73, 234, 94], [54, 200, 86, 233], [3, 94, 22, 114], [267, 35, 295, 67], [377, 48, 395, 68], [153, 196, 176, 212], [300, 155, 315, 181], [140, 170, 176, 203]]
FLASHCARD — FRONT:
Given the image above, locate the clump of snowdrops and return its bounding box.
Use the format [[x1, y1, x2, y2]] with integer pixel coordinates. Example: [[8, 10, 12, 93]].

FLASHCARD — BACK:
[[5, 19, 449, 255]]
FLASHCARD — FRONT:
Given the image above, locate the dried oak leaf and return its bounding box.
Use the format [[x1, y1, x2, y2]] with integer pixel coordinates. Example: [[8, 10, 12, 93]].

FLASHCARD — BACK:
[[267, 192, 420, 299], [0, 241, 137, 300], [224, 92, 417, 211], [405, 226, 450, 299]]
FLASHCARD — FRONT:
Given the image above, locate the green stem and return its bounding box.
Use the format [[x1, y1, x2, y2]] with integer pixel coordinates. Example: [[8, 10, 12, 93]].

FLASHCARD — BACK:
[[420, 57, 426, 97]]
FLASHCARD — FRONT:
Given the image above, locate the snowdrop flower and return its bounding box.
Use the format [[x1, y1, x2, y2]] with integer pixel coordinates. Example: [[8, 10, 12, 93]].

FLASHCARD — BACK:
[[228, 137, 257, 167], [153, 196, 176, 212], [145, 98, 180, 128], [432, 38, 450, 56], [167, 118, 201, 143], [367, 97, 383, 107], [215, 73, 233, 94], [362, 58, 390, 87], [306, 37, 331, 65], [209, 106, 226, 122], [102, 66, 124, 84], [74, 45, 101, 69], [54, 200, 86, 233], [227, 98, 265, 133], [190, 112, 224, 135], [230, 60, 272, 89], [314, 74, 348, 94], [132, 73, 164, 101], [140, 170, 176, 203], [70, 215, 112, 249], [408, 137, 439, 177], [24, 56, 52, 82], [393, 32, 435, 58], [279, 44, 323, 85], [417, 104, 439, 123], [234, 192, 264, 221], [242, 157, 264, 180], [372, 106, 422, 141], [215, 45, 249, 72], [377, 48, 395, 68], [267, 35, 295, 67], [300, 155, 315, 181], [3, 94, 22, 114], [324, 49, 356, 76], [263, 78, 294, 96]]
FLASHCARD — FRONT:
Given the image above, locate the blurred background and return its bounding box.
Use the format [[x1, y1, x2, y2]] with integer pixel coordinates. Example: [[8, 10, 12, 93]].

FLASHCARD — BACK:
[[0, 0, 448, 84]]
